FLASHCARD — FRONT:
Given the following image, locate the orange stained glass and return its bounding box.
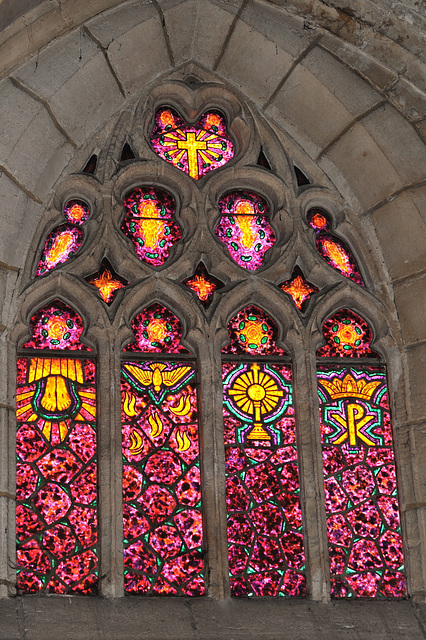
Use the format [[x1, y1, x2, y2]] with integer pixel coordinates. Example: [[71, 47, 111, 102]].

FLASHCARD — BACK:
[[85, 260, 128, 305], [183, 263, 224, 307], [280, 268, 319, 311]]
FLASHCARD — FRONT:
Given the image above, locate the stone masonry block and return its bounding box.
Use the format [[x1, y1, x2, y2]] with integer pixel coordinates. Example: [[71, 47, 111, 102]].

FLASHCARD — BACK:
[[406, 343, 426, 422], [302, 46, 382, 116], [0, 79, 74, 200], [0, 173, 37, 267], [395, 274, 426, 346], [269, 63, 356, 153], [324, 122, 403, 209], [87, 9, 171, 95], [362, 105, 426, 186], [86, 0, 156, 44], [387, 78, 426, 122], [370, 192, 426, 281], [217, 19, 295, 105], [164, 0, 237, 68], [14, 29, 125, 147]]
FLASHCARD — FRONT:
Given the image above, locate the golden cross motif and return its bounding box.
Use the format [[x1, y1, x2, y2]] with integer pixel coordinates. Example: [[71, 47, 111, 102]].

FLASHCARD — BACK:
[[177, 133, 207, 179]]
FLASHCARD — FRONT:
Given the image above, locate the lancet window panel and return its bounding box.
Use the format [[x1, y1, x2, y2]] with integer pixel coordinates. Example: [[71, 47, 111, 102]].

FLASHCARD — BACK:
[[16, 300, 98, 595], [121, 304, 205, 596], [221, 306, 306, 597], [316, 309, 406, 598]]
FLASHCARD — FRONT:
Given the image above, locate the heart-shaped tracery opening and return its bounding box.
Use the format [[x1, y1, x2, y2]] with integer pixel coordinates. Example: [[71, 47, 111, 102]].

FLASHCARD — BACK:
[[150, 107, 234, 180]]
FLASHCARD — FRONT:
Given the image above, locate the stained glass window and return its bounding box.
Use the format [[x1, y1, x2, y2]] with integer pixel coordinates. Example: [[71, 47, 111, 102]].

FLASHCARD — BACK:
[[279, 267, 318, 311], [182, 262, 224, 307], [121, 305, 205, 595], [222, 307, 306, 596], [151, 107, 234, 180], [317, 309, 406, 598], [121, 187, 182, 267], [307, 209, 364, 286], [16, 301, 98, 594], [36, 200, 90, 276], [85, 259, 128, 305], [215, 191, 276, 271]]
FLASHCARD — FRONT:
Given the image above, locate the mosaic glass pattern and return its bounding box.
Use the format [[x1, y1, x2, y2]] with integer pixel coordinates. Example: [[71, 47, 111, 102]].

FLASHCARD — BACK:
[[124, 304, 189, 354], [317, 365, 406, 598], [222, 306, 285, 356], [182, 262, 224, 307], [222, 361, 306, 597], [151, 107, 234, 180], [22, 300, 90, 351], [16, 354, 98, 594], [86, 259, 128, 305], [214, 191, 276, 271], [307, 209, 364, 286], [121, 187, 181, 267], [121, 360, 205, 595], [36, 200, 91, 276], [279, 267, 318, 311], [317, 309, 378, 358]]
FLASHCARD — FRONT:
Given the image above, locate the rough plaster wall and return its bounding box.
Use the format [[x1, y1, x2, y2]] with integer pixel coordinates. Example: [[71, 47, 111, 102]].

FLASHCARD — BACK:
[[0, 1, 425, 638]]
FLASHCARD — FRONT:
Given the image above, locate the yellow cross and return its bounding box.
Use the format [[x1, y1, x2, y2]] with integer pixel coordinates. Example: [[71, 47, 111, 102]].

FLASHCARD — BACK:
[[177, 133, 207, 179]]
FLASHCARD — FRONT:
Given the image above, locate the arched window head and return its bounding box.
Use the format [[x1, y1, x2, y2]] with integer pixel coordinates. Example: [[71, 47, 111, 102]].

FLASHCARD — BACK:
[[16, 301, 98, 595], [121, 305, 205, 595], [317, 309, 406, 598], [36, 200, 91, 276], [121, 187, 181, 267], [222, 306, 306, 597], [150, 107, 234, 180], [214, 191, 276, 271], [307, 209, 364, 286]]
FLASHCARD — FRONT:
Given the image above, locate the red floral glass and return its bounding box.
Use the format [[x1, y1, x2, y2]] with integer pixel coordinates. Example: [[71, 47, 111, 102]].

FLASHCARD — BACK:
[[121, 187, 181, 267], [317, 310, 406, 598], [222, 361, 306, 597], [215, 191, 276, 271], [307, 209, 364, 286], [36, 200, 90, 276], [222, 306, 285, 355], [16, 303, 97, 594], [317, 309, 378, 358], [151, 107, 234, 180], [124, 303, 188, 354], [22, 300, 90, 351]]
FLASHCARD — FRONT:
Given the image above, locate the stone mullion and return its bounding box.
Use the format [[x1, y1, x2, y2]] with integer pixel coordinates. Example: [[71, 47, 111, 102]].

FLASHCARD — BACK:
[[293, 344, 330, 601], [97, 336, 124, 597], [198, 330, 230, 599]]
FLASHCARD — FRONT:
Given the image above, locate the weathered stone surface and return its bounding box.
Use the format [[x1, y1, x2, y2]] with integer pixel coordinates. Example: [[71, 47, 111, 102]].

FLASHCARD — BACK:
[[406, 343, 426, 421], [395, 274, 426, 345]]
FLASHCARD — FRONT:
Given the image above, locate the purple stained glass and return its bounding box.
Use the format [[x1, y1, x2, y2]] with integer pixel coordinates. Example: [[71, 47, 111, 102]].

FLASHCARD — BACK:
[[121, 187, 182, 267], [16, 356, 98, 595], [124, 303, 188, 354], [317, 364, 406, 598], [22, 300, 90, 351], [222, 306, 285, 355], [151, 107, 234, 180], [121, 360, 205, 595], [307, 209, 364, 286], [222, 361, 306, 597], [214, 191, 276, 270]]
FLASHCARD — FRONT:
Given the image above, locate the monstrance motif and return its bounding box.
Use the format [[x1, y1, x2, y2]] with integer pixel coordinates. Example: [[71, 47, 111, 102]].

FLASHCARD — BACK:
[[151, 108, 234, 180]]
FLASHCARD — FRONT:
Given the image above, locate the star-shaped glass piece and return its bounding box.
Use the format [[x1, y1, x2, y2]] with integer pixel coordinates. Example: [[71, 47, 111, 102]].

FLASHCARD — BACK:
[[279, 267, 318, 311], [182, 263, 224, 307], [85, 259, 128, 305]]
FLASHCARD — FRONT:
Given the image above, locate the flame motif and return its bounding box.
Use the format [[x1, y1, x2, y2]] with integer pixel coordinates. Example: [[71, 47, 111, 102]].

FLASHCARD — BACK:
[[123, 391, 138, 417], [176, 430, 191, 451], [148, 411, 163, 438], [170, 395, 192, 417], [128, 429, 145, 454]]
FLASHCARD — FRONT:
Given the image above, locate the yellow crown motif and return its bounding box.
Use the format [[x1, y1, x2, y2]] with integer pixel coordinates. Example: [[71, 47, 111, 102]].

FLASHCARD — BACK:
[[318, 373, 381, 401]]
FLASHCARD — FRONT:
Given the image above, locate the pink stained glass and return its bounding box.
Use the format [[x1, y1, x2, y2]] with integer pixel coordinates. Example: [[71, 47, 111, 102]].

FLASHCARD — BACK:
[[124, 303, 189, 353], [151, 107, 234, 180], [16, 356, 98, 595], [317, 309, 378, 358], [63, 200, 90, 225], [317, 364, 406, 598], [222, 361, 306, 597], [121, 187, 182, 267], [22, 300, 90, 351], [222, 305, 285, 355], [214, 191, 276, 271], [36, 225, 83, 276], [307, 209, 364, 286], [121, 361, 205, 595]]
